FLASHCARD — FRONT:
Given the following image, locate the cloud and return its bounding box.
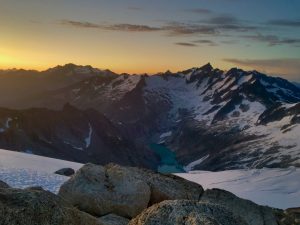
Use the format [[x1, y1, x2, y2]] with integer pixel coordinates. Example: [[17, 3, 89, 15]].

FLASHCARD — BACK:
[[60, 14, 256, 36], [202, 15, 258, 32], [208, 15, 239, 25], [61, 20, 216, 35], [175, 42, 198, 47], [185, 8, 213, 14], [193, 39, 218, 46], [61, 17, 299, 47], [223, 58, 300, 81], [221, 40, 239, 44], [105, 24, 161, 32], [60, 20, 161, 32], [60, 16, 256, 37], [60, 20, 101, 28], [241, 33, 300, 46], [163, 22, 217, 36], [268, 19, 300, 27]]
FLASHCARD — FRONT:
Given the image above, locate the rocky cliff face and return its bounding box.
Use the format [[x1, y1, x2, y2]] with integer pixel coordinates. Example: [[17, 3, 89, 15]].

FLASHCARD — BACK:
[[0, 104, 157, 169]]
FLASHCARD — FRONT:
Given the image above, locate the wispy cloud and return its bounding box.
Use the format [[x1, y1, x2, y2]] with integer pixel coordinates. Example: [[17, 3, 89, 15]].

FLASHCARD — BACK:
[[223, 58, 300, 81], [60, 15, 257, 36], [207, 15, 239, 25], [202, 15, 258, 32], [175, 42, 198, 47], [60, 17, 298, 49], [105, 24, 161, 32], [221, 40, 239, 44], [60, 20, 161, 32], [241, 33, 300, 46], [60, 20, 101, 28], [163, 22, 217, 36], [61, 19, 220, 36], [268, 19, 300, 27], [185, 8, 213, 14], [193, 39, 218, 46]]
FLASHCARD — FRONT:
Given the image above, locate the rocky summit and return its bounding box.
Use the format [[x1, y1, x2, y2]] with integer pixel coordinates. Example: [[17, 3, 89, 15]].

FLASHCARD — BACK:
[[0, 163, 299, 225], [58, 163, 204, 217], [128, 200, 249, 225]]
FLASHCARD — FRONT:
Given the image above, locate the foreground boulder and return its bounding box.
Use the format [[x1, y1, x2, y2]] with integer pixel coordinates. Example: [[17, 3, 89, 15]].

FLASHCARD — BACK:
[[200, 189, 278, 225], [286, 208, 300, 224], [59, 163, 151, 218], [275, 207, 300, 225], [59, 163, 203, 218], [0, 180, 10, 189], [98, 214, 130, 225], [0, 187, 100, 225], [129, 200, 248, 225], [106, 164, 204, 205], [55, 167, 75, 176]]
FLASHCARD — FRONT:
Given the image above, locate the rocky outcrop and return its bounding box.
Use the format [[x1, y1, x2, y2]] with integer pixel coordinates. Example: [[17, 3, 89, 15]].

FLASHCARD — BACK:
[[275, 207, 300, 225], [98, 214, 130, 225], [58, 163, 204, 218], [0, 180, 10, 189], [0, 187, 101, 225], [128, 200, 248, 225], [0, 164, 292, 225], [200, 188, 278, 225], [55, 167, 75, 176], [59, 163, 151, 218], [105, 164, 204, 205]]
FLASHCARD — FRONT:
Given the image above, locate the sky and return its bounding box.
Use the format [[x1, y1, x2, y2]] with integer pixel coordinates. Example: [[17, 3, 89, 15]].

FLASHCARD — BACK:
[[0, 0, 300, 81]]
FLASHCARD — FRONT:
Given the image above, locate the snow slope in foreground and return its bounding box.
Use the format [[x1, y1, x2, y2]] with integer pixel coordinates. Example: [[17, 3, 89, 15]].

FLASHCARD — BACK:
[[177, 168, 300, 209], [0, 149, 299, 209], [0, 149, 82, 193]]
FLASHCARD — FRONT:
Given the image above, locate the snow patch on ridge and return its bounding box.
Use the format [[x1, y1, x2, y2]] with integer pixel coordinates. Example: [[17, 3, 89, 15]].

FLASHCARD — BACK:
[[63, 141, 83, 151], [85, 123, 93, 148], [184, 155, 210, 172], [0, 118, 12, 133], [160, 131, 172, 139]]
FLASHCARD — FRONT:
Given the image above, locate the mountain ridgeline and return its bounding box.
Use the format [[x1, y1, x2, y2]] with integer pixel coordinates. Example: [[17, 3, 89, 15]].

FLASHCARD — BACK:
[[0, 63, 299, 171]]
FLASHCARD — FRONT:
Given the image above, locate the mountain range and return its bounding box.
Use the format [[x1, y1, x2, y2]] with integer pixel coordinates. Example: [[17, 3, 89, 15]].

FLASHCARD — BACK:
[[0, 63, 299, 171]]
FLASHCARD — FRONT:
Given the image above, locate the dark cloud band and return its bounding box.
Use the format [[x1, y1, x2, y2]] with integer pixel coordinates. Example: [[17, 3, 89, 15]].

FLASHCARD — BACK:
[[241, 33, 300, 46], [268, 19, 300, 27], [60, 20, 161, 32], [175, 42, 198, 47]]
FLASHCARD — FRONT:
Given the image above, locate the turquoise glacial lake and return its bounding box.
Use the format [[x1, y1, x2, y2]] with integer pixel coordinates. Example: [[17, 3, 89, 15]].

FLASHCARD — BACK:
[[149, 143, 184, 173]]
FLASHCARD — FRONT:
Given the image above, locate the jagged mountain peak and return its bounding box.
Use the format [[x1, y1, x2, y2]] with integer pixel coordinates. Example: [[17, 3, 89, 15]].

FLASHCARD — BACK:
[[199, 62, 213, 71], [180, 63, 214, 74]]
